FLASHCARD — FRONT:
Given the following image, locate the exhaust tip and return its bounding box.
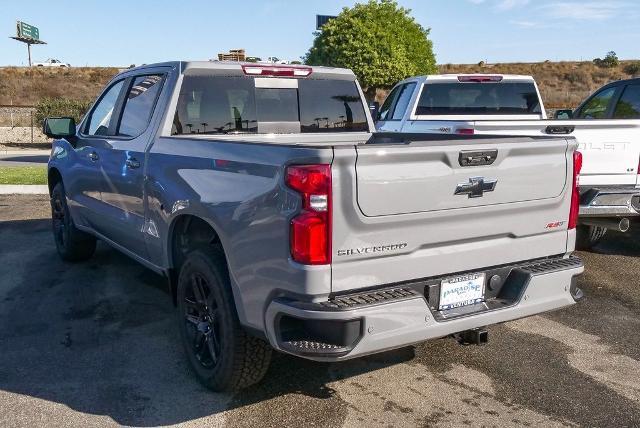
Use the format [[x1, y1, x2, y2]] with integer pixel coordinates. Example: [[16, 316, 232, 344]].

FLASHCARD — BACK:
[[619, 218, 630, 233], [581, 217, 631, 233]]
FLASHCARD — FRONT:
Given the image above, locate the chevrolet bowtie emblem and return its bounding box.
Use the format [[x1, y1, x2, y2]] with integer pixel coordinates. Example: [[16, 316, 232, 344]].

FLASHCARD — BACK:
[[454, 177, 497, 198]]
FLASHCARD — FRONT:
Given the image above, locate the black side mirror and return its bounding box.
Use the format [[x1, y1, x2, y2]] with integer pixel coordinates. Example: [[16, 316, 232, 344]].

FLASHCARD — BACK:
[[369, 101, 380, 122], [43, 117, 76, 138], [554, 109, 573, 120]]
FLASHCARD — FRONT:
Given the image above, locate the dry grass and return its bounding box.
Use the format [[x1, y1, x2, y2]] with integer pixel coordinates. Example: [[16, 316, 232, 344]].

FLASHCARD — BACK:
[[0, 67, 119, 106], [1, 61, 638, 111]]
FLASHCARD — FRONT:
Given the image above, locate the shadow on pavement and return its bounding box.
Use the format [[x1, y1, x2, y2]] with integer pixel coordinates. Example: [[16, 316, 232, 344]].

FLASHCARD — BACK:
[[580, 220, 640, 257], [0, 155, 49, 164], [1, 142, 51, 150], [0, 217, 410, 426]]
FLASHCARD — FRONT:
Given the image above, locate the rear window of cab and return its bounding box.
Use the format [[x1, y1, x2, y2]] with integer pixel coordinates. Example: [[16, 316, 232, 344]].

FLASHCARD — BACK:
[[415, 82, 542, 115], [171, 75, 369, 135]]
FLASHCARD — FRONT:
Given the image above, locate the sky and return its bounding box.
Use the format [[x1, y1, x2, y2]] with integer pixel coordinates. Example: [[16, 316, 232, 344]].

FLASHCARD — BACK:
[[2, 0, 639, 67]]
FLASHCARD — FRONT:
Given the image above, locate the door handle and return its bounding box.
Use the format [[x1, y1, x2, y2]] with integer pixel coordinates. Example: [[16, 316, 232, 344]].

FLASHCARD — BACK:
[[125, 158, 141, 169], [88, 151, 99, 162]]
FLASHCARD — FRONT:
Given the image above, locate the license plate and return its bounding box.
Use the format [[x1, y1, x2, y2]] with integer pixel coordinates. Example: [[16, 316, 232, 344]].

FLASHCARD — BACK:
[[439, 273, 485, 310]]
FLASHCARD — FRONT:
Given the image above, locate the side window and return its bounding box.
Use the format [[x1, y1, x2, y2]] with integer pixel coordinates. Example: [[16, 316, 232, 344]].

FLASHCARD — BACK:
[[85, 80, 125, 136], [118, 75, 164, 137], [577, 87, 616, 119], [378, 85, 402, 121], [391, 82, 416, 120], [613, 85, 640, 119]]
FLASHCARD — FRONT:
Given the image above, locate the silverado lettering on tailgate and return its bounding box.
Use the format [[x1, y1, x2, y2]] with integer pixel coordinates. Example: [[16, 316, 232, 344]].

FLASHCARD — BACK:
[[337, 243, 408, 256]]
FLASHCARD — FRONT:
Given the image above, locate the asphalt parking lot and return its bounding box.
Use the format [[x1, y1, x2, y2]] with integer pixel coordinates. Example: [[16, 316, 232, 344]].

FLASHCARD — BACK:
[[1, 195, 639, 427]]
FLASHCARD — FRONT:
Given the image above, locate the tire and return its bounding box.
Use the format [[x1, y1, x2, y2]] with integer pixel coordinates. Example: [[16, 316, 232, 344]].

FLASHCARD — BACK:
[[575, 225, 607, 250], [50, 182, 97, 261], [177, 248, 272, 391]]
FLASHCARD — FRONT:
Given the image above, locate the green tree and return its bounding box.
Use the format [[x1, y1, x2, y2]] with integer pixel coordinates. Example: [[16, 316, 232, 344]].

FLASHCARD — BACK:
[[34, 98, 92, 124], [594, 51, 620, 68], [304, 0, 436, 100]]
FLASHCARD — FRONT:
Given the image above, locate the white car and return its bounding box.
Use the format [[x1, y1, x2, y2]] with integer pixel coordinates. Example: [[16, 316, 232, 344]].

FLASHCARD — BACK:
[[34, 58, 71, 68], [265, 56, 290, 65]]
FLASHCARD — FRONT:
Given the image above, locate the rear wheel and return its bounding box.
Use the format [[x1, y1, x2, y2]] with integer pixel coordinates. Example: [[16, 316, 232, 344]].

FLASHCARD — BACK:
[[177, 248, 272, 391], [50, 182, 97, 261], [575, 225, 607, 250]]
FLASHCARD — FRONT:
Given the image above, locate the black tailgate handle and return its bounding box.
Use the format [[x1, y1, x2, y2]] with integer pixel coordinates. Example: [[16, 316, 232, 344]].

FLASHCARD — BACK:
[[459, 150, 498, 167], [545, 125, 575, 135]]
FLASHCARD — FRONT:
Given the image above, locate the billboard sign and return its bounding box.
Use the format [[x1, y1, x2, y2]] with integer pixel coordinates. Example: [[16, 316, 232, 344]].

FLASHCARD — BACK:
[[316, 15, 336, 30], [16, 21, 40, 41]]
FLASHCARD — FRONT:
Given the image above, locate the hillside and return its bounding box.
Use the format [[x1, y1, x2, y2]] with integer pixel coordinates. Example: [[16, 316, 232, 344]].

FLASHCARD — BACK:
[[0, 67, 119, 106], [1, 60, 638, 110]]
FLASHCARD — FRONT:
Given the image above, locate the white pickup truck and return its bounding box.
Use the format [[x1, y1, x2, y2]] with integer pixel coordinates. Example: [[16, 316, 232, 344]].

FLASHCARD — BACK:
[[34, 58, 71, 68], [376, 74, 546, 134], [378, 75, 640, 248]]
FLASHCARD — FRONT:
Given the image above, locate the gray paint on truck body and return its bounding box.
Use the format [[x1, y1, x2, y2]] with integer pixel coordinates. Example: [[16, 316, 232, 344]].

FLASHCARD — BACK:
[[48, 61, 582, 360]]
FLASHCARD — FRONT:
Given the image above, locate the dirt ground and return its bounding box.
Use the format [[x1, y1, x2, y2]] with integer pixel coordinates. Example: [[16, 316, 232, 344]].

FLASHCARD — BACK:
[[0, 195, 639, 427]]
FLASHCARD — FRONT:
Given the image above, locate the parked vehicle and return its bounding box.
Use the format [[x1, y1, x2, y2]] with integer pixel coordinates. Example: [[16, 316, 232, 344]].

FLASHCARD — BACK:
[[552, 78, 640, 247], [34, 58, 70, 67], [375, 74, 545, 134], [44, 61, 583, 392], [265, 56, 289, 64]]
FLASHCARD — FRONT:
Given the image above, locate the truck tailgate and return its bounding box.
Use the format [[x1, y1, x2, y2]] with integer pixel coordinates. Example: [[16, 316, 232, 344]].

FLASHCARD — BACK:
[[331, 135, 574, 293], [355, 139, 566, 216]]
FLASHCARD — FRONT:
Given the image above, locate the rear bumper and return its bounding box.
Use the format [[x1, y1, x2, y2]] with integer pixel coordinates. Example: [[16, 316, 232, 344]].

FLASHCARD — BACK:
[[579, 186, 640, 217], [264, 256, 584, 361]]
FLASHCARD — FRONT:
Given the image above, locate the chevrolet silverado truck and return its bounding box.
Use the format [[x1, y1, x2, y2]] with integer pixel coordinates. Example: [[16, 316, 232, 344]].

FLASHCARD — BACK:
[[381, 74, 640, 249], [44, 62, 584, 392]]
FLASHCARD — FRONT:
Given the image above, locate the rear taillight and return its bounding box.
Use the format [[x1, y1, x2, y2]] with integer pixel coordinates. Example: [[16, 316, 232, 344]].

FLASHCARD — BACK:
[[569, 151, 582, 229], [457, 75, 503, 83], [286, 165, 331, 264], [242, 64, 312, 77], [456, 128, 475, 135]]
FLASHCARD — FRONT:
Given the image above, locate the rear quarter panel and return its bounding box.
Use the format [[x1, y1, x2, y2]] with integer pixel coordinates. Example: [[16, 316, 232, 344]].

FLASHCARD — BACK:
[[144, 137, 333, 331]]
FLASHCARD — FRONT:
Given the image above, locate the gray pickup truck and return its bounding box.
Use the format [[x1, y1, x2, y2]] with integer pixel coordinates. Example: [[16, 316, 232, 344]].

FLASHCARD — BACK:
[[44, 61, 584, 392]]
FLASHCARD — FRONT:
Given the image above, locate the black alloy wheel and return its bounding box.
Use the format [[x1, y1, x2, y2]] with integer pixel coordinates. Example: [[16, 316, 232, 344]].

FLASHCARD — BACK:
[[183, 273, 222, 368]]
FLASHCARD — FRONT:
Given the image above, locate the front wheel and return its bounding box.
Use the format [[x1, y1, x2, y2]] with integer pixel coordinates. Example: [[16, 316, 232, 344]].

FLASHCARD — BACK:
[[177, 249, 272, 391], [575, 225, 607, 250], [50, 182, 97, 261]]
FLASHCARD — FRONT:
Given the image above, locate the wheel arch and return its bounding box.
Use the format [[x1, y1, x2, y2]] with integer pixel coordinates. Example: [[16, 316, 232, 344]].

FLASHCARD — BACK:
[[48, 167, 63, 195], [166, 214, 230, 304]]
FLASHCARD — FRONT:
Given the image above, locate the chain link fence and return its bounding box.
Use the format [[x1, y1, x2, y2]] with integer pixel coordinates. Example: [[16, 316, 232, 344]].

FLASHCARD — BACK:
[[0, 105, 49, 149]]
